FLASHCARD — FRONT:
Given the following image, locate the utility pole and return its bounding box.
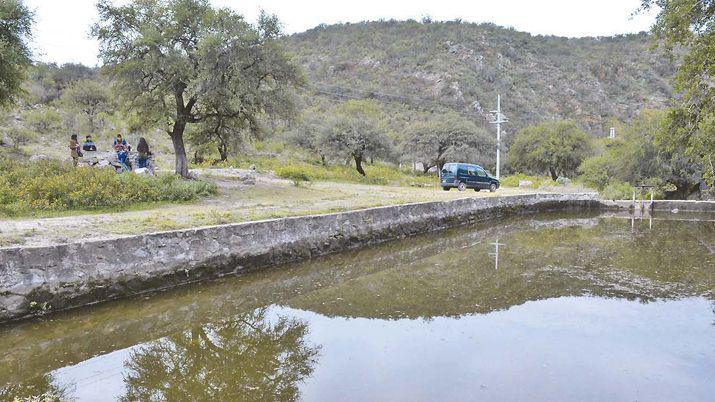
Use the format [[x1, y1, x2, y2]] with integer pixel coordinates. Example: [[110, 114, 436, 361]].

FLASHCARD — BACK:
[[489, 95, 508, 179]]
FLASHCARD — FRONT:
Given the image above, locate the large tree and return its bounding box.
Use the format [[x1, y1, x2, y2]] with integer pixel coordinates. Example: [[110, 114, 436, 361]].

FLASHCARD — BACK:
[[0, 0, 32, 106], [287, 108, 331, 166], [508, 120, 593, 180], [93, 0, 301, 177], [404, 112, 494, 172], [60, 79, 113, 131], [320, 100, 392, 176], [641, 0, 715, 187]]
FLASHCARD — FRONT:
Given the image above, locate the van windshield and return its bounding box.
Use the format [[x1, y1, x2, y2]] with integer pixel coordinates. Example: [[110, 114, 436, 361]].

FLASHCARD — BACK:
[[441, 164, 457, 175]]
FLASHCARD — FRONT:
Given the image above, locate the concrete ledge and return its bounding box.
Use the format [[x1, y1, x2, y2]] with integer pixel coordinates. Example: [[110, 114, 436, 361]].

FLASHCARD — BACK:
[[599, 199, 715, 212], [0, 193, 602, 323]]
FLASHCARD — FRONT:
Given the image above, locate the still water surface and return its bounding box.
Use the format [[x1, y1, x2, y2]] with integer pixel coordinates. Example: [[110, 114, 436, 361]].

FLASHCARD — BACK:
[[1, 211, 714, 401]]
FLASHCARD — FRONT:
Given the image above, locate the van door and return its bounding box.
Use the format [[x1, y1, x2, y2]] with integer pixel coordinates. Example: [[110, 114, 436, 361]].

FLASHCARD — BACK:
[[476, 167, 489, 188], [456, 165, 469, 184], [465, 166, 480, 188]]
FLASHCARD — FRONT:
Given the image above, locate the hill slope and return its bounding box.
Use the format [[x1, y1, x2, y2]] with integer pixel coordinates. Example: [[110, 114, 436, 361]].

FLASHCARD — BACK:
[[285, 20, 675, 139]]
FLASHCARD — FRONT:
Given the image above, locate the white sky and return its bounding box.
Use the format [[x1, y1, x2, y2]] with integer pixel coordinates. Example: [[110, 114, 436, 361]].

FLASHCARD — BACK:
[[25, 0, 658, 66]]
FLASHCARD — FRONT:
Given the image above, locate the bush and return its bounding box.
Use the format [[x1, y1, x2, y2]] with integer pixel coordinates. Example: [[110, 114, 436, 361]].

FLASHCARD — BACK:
[[600, 181, 636, 200], [275, 165, 311, 185], [21, 107, 61, 134], [0, 157, 217, 216]]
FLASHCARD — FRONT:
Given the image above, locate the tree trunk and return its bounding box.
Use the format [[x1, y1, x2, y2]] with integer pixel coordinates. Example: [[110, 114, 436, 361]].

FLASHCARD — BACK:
[[320, 154, 326, 166], [170, 120, 189, 178], [193, 151, 204, 165], [354, 155, 366, 176], [422, 163, 431, 174], [549, 167, 558, 181], [218, 142, 228, 162]]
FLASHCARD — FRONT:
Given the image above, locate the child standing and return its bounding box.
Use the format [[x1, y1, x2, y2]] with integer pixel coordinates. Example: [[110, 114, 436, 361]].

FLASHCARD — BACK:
[[69, 134, 81, 166]]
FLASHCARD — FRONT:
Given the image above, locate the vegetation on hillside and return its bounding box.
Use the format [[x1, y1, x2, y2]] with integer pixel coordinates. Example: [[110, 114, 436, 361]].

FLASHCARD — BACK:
[[285, 20, 676, 138]]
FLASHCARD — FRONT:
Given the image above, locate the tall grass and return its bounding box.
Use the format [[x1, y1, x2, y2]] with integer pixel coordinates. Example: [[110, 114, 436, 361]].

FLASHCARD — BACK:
[[0, 158, 216, 216]]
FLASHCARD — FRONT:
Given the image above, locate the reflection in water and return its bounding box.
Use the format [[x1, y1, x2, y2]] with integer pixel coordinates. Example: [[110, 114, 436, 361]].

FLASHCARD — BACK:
[[120, 308, 319, 402], [489, 238, 504, 270], [0, 373, 69, 402], [0, 211, 713, 401]]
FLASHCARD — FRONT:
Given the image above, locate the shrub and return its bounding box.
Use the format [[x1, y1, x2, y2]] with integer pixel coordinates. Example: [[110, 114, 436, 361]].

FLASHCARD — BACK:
[[22, 107, 61, 134], [275, 165, 311, 184], [0, 157, 217, 216], [600, 181, 636, 200]]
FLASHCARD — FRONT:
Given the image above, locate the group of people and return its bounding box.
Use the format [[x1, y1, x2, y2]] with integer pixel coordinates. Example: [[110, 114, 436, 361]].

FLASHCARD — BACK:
[[69, 133, 153, 172]]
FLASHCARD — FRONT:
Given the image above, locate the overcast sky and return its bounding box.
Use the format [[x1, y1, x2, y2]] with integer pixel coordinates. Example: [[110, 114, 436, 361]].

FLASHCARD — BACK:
[[25, 0, 658, 66]]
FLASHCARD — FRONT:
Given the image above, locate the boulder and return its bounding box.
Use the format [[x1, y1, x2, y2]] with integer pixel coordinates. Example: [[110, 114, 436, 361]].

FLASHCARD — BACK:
[[29, 154, 49, 162], [519, 180, 534, 187], [556, 177, 572, 186]]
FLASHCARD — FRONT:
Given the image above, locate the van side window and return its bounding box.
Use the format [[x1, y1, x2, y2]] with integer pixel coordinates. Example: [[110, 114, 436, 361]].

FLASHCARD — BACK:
[[476, 167, 486, 176], [467, 167, 477, 176]]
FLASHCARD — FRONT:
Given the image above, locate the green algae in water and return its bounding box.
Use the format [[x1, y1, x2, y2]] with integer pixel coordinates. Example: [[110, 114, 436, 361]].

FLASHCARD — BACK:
[[0, 211, 713, 401]]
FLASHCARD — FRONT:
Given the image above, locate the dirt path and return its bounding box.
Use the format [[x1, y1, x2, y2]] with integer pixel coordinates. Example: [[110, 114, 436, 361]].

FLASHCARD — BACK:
[[0, 170, 573, 248]]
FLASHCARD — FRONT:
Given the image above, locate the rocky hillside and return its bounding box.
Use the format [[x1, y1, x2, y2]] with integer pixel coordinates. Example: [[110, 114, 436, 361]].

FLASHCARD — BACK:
[[284, 20, 675, 139]]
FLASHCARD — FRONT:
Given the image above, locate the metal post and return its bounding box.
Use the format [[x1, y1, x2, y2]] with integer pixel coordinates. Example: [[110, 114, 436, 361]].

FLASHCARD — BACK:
[[650, 190, 654, 210], [490, 95, 508, 180], [496, 95, 501, 180]]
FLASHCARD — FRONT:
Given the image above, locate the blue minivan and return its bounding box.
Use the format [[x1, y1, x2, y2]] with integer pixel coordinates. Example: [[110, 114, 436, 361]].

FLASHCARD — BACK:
[[440, 163, 500, 192]]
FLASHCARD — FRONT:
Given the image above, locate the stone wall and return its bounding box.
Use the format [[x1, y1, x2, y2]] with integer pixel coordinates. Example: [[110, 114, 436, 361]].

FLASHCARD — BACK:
[[0, 193, 605, 323]]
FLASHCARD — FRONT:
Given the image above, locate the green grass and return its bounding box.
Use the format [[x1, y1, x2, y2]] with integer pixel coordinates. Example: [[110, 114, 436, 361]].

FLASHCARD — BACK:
[[0, 157, 218, 217], [223, 156, 437, 187]]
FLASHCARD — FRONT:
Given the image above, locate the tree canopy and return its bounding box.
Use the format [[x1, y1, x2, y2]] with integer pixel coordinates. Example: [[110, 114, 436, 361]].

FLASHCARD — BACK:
[[319, 100, 393, 176], [404, 112, 494, 172], [121, 309, 319, 401], [508, 120, 593, 180], [579, 111, 665, 189], [60, 79, 113, 131], [641, 0, 715, 186], [0, 0, 32, 106], [93, 0, 301, 177]]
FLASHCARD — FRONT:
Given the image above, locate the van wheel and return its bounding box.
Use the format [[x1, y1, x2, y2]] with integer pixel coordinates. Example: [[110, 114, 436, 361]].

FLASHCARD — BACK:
[[490, 183, 497, 192], [474, 188, 481, 192], [442, 187, 450, 191], [457, 182, 466, 191]]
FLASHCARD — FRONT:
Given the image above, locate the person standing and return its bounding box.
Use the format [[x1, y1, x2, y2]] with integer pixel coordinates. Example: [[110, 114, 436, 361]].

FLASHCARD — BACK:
[[136, 137, 153, 170], [69, 134, 81, 166]]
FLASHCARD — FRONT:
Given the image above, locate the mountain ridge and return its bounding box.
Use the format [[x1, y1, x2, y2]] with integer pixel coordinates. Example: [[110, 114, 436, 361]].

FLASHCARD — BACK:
[[284, 20, 675, 140]]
